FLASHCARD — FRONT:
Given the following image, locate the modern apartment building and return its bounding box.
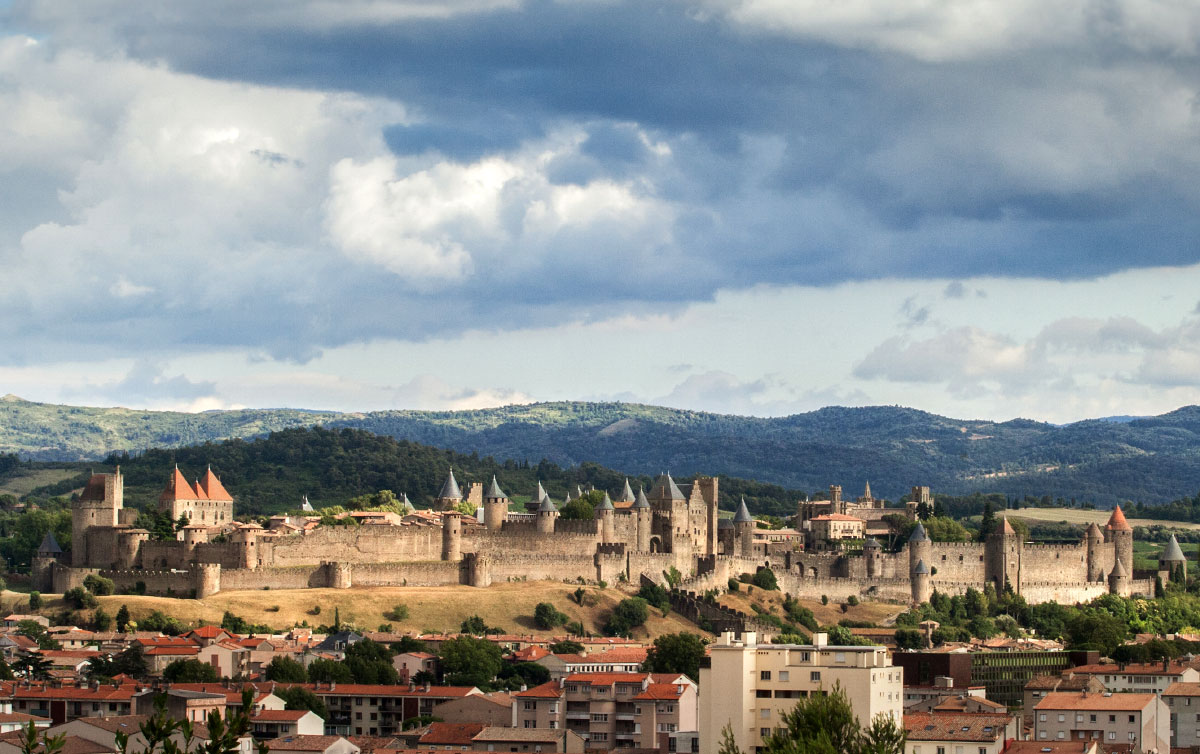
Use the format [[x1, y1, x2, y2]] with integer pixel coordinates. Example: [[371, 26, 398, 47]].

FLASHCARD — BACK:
[[1033, 691, 1169, 754], [1162, 681, 1200, 750], [699, 632, 903, 754], [512, 673, 698, 752]]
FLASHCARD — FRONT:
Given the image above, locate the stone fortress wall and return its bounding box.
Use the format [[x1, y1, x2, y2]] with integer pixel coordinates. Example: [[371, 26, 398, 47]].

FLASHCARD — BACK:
[[40, 467, 1181, 609]]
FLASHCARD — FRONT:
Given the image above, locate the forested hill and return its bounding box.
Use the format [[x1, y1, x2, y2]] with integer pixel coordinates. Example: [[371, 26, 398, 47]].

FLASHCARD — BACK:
[[6, 427, 805, 518], [5, 395, 1200, 505]]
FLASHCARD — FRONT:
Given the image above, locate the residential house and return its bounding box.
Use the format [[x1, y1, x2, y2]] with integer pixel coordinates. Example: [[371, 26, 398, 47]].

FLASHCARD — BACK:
[[252, 711, 326, 740], [265, 736, 360, 754], [470, 727, 585, 753], [1033, 691, 1168, 753], [902, 711, 1014, 754], [432, 694, 513, 727]]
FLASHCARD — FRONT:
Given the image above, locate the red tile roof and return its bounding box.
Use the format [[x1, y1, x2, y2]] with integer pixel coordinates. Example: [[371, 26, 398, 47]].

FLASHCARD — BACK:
[[160, 467, 193, 504], [564, 672, 649, 686], [903, 712, 1010, 742], [1035, 692, 1156, 711], [417, 723, 487, 746], [632, 684, 686, 701], [187, 626, 234, 640], [254, 711, 312, 722], [1106, 505, 1132, 532], [1072, 662, 1192, 677], [515, 682, 563, 699], [200, 468, 233, 502]]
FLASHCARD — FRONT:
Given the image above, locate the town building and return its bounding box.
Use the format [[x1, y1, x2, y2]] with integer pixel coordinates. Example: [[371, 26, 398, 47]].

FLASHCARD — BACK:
[[699, 631, 902, 754], [902, 711, 1014, 754], [1033, 691, 1169, 753]]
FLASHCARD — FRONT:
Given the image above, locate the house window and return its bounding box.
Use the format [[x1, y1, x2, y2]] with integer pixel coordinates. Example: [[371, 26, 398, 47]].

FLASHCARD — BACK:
[[760, 671, 771, 681], [779, 671, 789, 682], [810, 672, 820, 682]]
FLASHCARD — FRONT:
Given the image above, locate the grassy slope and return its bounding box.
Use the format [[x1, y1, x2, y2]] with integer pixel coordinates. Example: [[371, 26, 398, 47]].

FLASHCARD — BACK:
[[0, 468, 80, 497], [0, 582, 710, 639], [1007, 507, 1200, 530], [718, 589, 905, 632]]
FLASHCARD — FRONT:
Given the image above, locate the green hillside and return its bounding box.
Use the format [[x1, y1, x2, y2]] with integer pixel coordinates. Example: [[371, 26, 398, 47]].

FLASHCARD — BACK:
[[5, 395, 1200, 505]]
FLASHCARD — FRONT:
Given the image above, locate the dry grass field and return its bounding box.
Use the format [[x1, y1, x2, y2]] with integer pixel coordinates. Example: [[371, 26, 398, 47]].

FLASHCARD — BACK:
[[1, 581, 711, 639], [0, 468, 80, 498], [1007, 507, 1200, 530], [718, 588, 906, 632]]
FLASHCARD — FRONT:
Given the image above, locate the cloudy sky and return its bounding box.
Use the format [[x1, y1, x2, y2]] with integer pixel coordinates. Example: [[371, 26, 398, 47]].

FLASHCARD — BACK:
[[3, 0, 1200, 423]]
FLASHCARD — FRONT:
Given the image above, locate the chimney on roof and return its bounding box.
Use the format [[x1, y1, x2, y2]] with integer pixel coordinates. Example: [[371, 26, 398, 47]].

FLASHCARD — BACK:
[[1164, 658, 1170, 671], [424, 682, 431, 692]]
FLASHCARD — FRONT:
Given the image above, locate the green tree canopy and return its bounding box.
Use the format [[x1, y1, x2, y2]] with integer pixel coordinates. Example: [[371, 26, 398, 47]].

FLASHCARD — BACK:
[[440, 635, 503, 688], [265, 655, 308, 683], [642, 633, 706, 680], [276, 686, 329, 720], [719, 683, 904, 754], [162, 659, 219, 683]]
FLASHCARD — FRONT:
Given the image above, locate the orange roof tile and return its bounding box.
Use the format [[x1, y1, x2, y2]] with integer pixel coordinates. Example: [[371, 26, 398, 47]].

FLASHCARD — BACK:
[[417, 723, 487, 746], [200, 468, 233, 502], [1035, 692, 1155, 711], [632, 684, 685, 701], [903, 712, 1009, 743], [160, 467, 194, 504], [564, 672, 649, 685], [1106, 505, 1132, 532], [515, 682, 564, 699]]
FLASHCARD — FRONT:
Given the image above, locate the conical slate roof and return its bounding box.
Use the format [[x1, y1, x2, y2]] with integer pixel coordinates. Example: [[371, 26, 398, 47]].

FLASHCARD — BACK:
[[1161, 534, 1187, 562], [538, 495, 558, 513], [1111, 559, 1127, 579], [300, 495, 314, 512], [718, 518, 734, 530], [652, 473, 686, 501], [1086, 522, 1103, 537], [534, 481, 547, 504], [863, 537, 881, 551], [484, 475, 507, 500], [563, 488, 573, 503], [909, 522, 930, 542], [999, 517, 1016, 536], [733, 498, 753, 524], [632, 487, 650, 510], [619, 479, 635, 503], [597, 492, 614, 511], [438, 469, 462, 500], [913, 559, 929, 575], [863, 481, 872, 499], [37, 531, 62, 555]]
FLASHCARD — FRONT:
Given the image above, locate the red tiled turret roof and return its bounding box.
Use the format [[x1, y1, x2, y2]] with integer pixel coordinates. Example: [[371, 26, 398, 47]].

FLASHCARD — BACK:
[[200, 468, 233, 502], [1106, 505, 1132, 532], [160, 467, 193, 504]]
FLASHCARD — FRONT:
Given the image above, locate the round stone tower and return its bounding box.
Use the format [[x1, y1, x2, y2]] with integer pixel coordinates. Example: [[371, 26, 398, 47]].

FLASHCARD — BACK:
[[1085, 522, 1105, 581], [327, 561, 352, 589], [911, 559, 932, 604], [1108, 558, 1130, 597], [436, 468, 464, 511], [31, 532, 63, 592], [864, 537, 882, 578], [733, 498, 755, 556], [595, 492, 615, 544], [985, 517, 1021, 594], [536, 495, 559, 534], [1160, 533, 1187, 582], [195, 563, 222, 598], [441, 511, 462, 561], [482, 475, 508, 531], [633, 487, 652, 552], [1106, 505, 1134, 577], [908, 521, 931, 577], [116, 529, 147, 569]]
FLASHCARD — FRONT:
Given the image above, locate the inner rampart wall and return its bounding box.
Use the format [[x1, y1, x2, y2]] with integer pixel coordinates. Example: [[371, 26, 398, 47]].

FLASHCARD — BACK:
[[927, 542, 987, 582], [263, 526, 442, 566]]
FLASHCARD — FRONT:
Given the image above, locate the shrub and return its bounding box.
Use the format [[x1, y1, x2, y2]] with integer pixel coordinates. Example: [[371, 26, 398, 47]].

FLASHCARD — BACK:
[[385, 604, 409, 622], [534, 602, 569, 630], [637, 583, 671, 614], [27, 592, 41, 611], [309, 605, 322, 615], [83, 574, 115, 596], [821, 595, 829, 605], [604, 598, 649, 636], [727, 578, 740, 592], [751, 567, 778, 591], [64, 587, 98, 610], [846, 595, 859, 606]]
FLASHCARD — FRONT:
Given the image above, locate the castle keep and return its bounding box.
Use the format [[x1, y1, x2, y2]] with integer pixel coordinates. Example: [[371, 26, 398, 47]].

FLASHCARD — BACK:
[[43, 469, 1172, 606]]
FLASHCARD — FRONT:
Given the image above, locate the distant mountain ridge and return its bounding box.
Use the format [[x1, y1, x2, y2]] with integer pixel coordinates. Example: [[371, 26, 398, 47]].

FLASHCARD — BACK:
[[4, 396, 1200, 505]]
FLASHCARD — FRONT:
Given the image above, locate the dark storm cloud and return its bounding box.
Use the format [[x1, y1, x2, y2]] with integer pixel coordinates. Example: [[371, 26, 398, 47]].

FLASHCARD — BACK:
[[4, 0, 1200, 362]]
